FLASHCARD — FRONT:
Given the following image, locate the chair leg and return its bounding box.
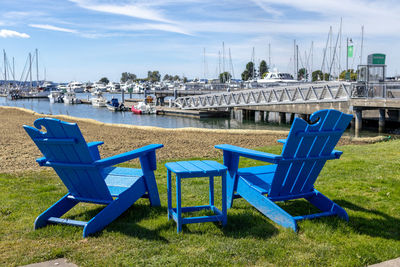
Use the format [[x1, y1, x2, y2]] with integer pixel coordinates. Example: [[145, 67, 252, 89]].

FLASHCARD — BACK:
[[223, 152, 240, 209], [226, 172, 236, 209], [142, 170, 161, 206], [34, 194, 78, 230], [306, 189, 349, 221], [83, 178, 147, 237], [236, 177, 297, 231]]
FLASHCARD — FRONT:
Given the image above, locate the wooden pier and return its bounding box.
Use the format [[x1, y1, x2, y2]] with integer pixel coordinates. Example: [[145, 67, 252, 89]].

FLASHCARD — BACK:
[[156, 107, 229, 119]]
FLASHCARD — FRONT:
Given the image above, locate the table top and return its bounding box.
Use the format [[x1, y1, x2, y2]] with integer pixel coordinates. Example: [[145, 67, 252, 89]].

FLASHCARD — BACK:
[[165, 160, 227, 177]]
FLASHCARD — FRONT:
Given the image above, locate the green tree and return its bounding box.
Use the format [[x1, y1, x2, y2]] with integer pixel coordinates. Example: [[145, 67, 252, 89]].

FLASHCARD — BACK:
[[163, 74, 170, 81], [339, 69, 357, 81], [312, 70, 323, 82], [99, 77, 109, 84], [173, 75, 180, 81], [120, 72, 136, 83], [241, 70, 250, 81], [183, 76, 188, 83], [298, 68, 307, 80], [241, 62, 255, 81], [259, 60, 268, 77], [323, 73, 330, 81], [147, 71, 161, 82], [219, 72, 232, 83]]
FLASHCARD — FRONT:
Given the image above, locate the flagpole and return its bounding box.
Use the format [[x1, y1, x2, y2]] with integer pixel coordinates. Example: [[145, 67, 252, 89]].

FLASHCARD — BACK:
[[346, 37, 348, 74]]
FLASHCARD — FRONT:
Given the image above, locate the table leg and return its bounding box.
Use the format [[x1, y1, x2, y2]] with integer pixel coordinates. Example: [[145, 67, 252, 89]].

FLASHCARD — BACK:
[[221, 172, 227, 226], [176, 174, 182, 233], [167, 170, 172, 220], [209, 176, 214, 207]]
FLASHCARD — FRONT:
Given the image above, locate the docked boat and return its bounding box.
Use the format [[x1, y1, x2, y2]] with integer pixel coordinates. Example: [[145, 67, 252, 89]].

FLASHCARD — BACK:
[[91, 91, 107, 107], [131, 102, 156, 115], [48, 90, 63, 103], [68, 81, 85, 93], [92, 82, 108, 92], [64, 91, 81, 104], [257, 71, 297, 84], [106, 98, 125, 111]]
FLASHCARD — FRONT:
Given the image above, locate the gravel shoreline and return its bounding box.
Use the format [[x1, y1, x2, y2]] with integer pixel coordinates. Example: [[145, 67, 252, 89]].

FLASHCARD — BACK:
[[0, 106, 377, 173]]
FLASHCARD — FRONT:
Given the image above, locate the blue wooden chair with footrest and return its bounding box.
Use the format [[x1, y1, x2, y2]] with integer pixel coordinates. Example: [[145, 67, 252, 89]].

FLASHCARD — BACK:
[[23, 118, 163, 237], [215, 109, 352, 231]]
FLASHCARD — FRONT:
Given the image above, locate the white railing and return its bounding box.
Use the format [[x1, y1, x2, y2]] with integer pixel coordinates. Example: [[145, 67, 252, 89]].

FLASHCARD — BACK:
[[173, 82, 351, 110]]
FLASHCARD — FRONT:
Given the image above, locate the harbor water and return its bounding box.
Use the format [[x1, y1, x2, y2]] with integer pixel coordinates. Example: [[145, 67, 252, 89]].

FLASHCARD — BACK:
[[0, 93, 291, 130]]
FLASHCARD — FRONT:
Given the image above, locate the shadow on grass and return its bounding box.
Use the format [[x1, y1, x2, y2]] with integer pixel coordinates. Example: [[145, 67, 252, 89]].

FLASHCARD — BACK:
[[221, 211, 278, 239], [335, 199, 400, 240], [67, 203, 169, 242]]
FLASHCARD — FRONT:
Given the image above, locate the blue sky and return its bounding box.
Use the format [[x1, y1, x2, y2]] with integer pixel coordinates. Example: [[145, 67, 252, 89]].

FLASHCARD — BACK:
[[0, 0, 399, 82]]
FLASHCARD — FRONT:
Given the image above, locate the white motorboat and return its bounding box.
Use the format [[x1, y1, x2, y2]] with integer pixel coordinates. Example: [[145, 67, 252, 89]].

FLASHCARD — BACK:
[[68, 81, 85, 93], [91, 91, 107, 107], [64, 91, 81, 104], [92, 82, 108, 92], [131, 101, 156, 114], [257, 72, 297, 84], [48, 90, 63, 103]]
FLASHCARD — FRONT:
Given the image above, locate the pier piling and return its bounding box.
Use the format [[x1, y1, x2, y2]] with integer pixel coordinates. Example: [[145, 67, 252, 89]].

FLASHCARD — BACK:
[[379, 109, 386, 134], [255, 111, 262, 123], [279, 112, 286, 125], [355, 108, 363, 138]]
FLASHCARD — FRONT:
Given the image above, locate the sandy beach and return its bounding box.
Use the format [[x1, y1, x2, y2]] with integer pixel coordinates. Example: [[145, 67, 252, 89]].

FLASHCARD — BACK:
[[0, 106, 373, 173]]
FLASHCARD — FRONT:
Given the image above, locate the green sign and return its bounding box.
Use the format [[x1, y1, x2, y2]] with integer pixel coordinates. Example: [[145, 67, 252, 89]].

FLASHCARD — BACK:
[[367, 53, 386, 65], [128, 87, 133, 93], [347, 45, 354, 58]]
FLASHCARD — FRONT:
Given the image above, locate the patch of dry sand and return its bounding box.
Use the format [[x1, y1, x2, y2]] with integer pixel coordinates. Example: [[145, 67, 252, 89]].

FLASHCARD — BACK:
[[0, 106, 378, 173]]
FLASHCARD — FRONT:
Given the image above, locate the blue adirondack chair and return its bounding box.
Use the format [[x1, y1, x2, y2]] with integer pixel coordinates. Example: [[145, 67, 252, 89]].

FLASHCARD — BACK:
[[23, 118, 163, 237], [215, 109, 352, 231]]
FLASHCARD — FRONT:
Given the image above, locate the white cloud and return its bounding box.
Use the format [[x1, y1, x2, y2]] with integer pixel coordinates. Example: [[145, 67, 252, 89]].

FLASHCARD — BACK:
[[69, 0, 171, 23], [29, 24, 77, 33], [250, 0, 282, 17], [111, 23, 192, 35], [0, 29, 30, 38]]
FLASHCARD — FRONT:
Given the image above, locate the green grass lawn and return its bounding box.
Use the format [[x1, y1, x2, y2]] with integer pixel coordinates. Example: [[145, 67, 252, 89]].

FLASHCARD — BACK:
[[1, 140, 400, 266]]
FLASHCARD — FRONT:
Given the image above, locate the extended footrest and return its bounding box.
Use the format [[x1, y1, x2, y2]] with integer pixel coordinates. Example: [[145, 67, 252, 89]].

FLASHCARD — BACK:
[[48, 217, 88, 227], [293, 211, 335, 221]]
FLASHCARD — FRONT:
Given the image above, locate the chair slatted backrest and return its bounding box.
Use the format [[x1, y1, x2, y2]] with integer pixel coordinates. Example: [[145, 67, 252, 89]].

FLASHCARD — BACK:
[[23, 118, 113, 201], [269, 110, 352, 197]]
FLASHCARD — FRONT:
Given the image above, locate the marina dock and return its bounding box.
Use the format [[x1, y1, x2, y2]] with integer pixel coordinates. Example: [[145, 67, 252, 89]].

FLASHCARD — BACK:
[[156, 107, 230, 118]]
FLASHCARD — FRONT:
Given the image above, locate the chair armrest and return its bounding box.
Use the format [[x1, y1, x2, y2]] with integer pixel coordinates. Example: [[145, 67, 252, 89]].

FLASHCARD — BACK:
[[36, 157, 47, 166], [88, 141, 104, 147], [332, 149, 343, 158], [277, 139, 286, 144], [87, 141, 104, 160], [215, 144, 281, 163], [94, 144, 163, 167]]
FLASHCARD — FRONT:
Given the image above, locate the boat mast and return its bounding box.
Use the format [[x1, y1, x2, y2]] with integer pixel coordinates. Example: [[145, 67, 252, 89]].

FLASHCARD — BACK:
[[268, 43, 271, 68], [3, 50, 7, 89], [229, 48, 235, 80], [311, 41, 313, 80], [12, 57, 15, 81], [29, 52, 32, 89], [218, 50, 221, 78], [360, 25, 364, 65], [251, 47, 255, 79], [321, 29, 330, 77], [222, 42, 225, 76], [293, 40, 296, 79], [203, 47, 206, 80], [35, 48, 39, 87]]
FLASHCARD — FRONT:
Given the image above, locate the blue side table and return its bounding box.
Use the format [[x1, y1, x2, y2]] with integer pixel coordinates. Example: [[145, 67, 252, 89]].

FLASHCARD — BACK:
[[165, 160, 227, 233]]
